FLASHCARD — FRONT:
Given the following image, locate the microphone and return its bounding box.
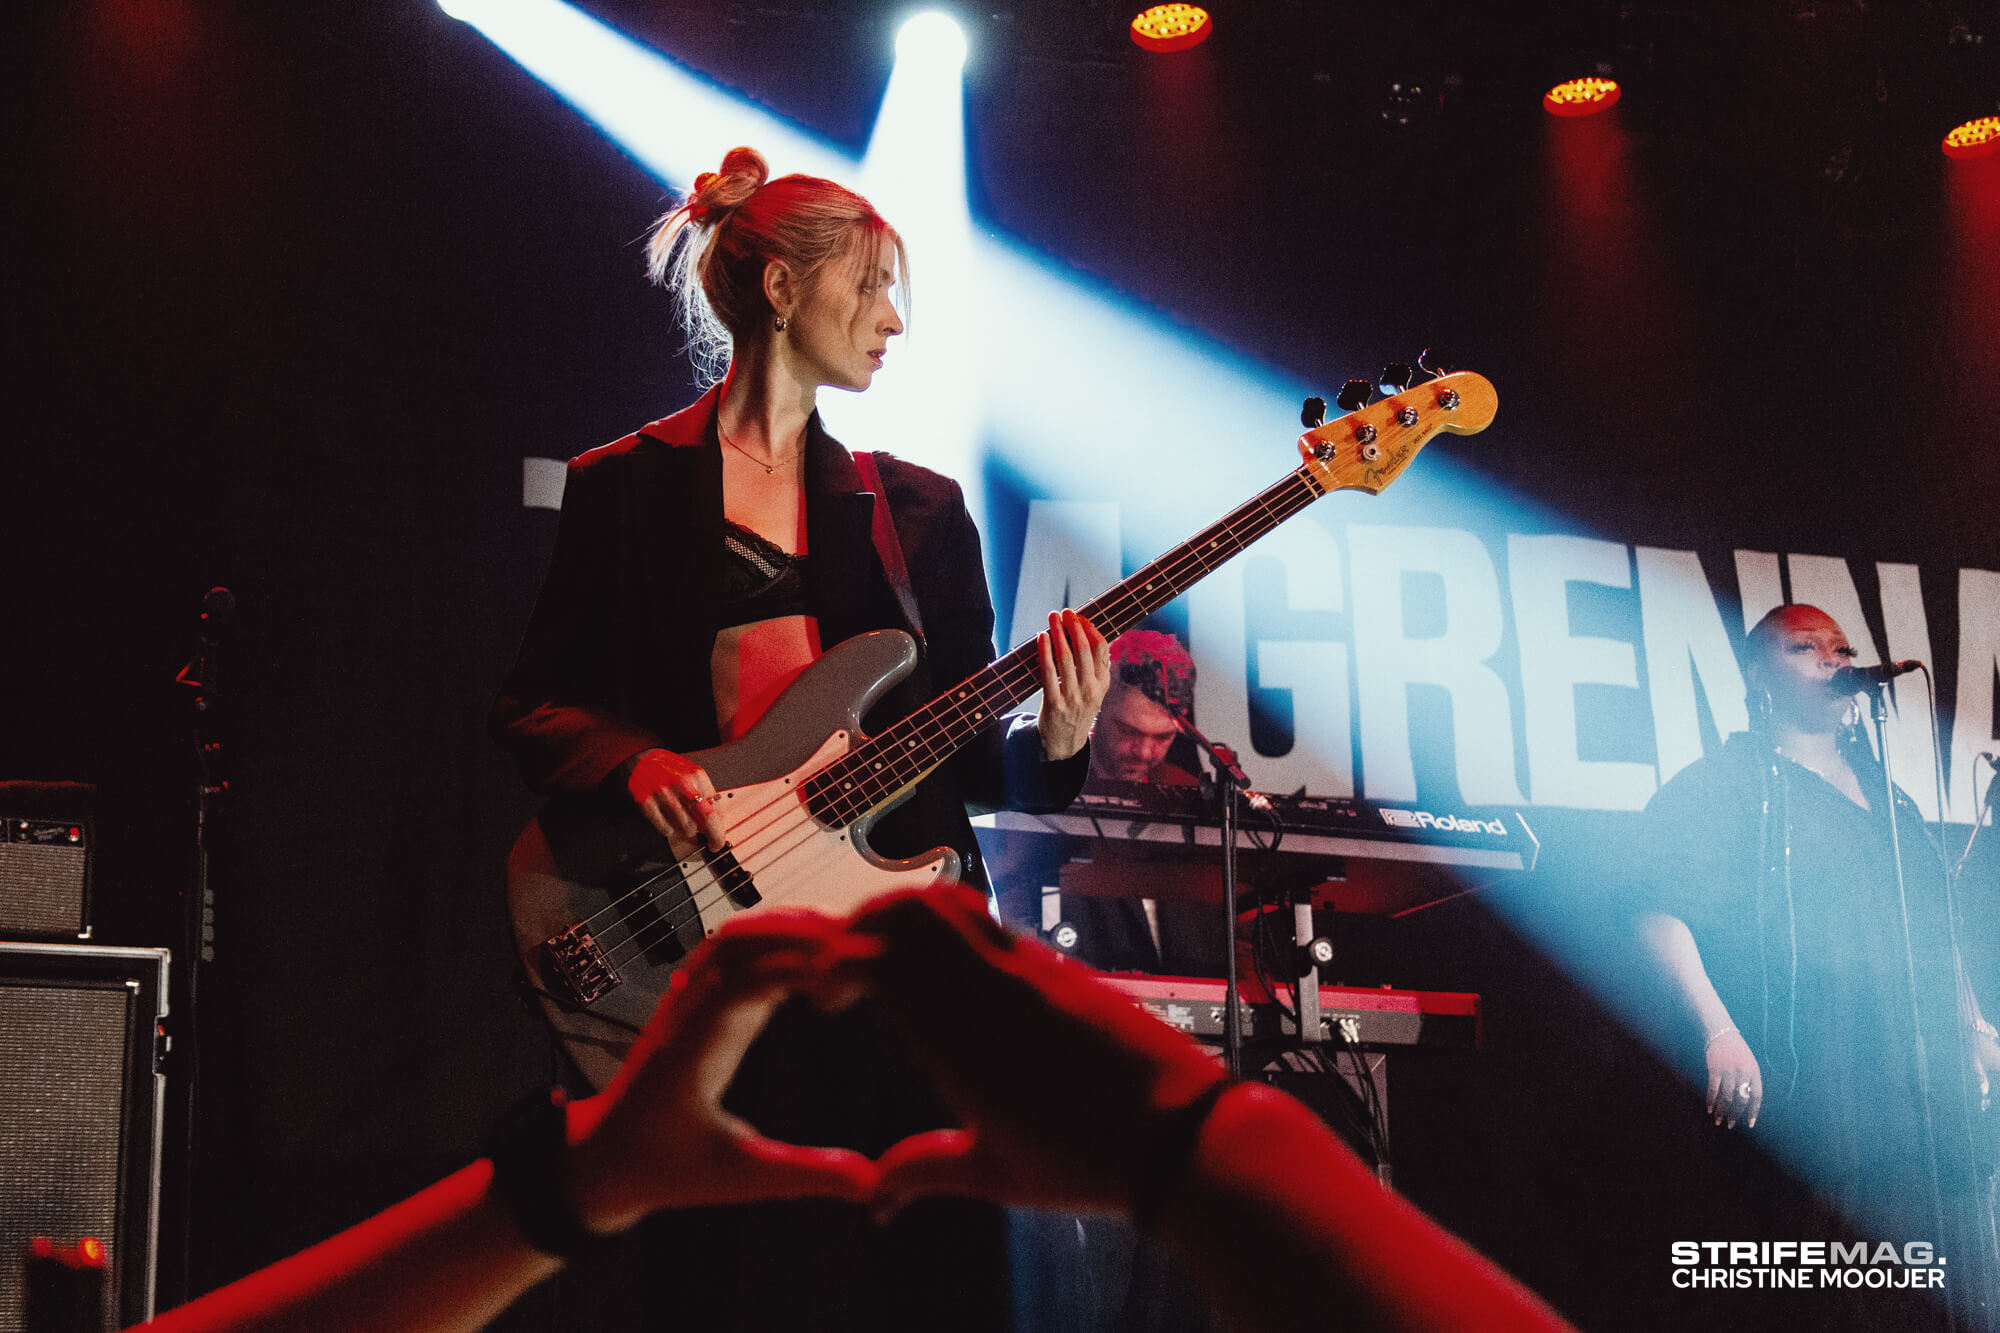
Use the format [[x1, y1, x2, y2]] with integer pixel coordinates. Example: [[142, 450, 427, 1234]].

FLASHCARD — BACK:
[[178, 587, 236, 693], [1829, 660, 1921, 693], [199, 586, 237, 642]]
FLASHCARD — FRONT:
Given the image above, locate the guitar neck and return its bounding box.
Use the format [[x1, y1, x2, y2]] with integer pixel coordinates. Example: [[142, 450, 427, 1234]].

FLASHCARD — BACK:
[[804, 465, 1326, 824]]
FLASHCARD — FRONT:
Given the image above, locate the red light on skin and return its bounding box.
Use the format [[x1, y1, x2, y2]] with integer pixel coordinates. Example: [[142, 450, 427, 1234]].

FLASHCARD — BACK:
[[1131, 4, 1211, 53], [1943, 117, 2000, 161], [1544, 77, 1621, 118]]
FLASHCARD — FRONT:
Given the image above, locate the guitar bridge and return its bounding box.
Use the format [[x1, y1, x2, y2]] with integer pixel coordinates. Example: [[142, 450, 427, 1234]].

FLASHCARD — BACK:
[[542, 924, 619, 1005]]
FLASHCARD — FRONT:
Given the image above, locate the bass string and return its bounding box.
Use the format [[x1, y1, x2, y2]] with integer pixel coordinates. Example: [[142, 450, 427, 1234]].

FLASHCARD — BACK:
[[580, 647, 1039, 941], [641, 466, 1317, 862], [576, 468, 1328, 975], [596, 644, 1055, 964], [592, 767, 899, 969], [813, 474, 1317, 820], [588, 643, 1031, 953], [602, 803, 858, 970], [595, 783, 842, 964], [569, 762, 837, 937], [596, 656, 1047, 966], [814, 479, 1299, 820]]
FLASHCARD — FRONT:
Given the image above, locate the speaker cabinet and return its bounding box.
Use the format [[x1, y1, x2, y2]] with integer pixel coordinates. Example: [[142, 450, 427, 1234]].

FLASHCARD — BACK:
[[0, 784, 97, 941], [0, 944, 168, 1333]]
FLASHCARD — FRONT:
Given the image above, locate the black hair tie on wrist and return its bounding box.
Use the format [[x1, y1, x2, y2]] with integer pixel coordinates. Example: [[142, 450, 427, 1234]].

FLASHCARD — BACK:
[[486, 1087, 602, 1259], [1130, 1079, 1235, 1232]]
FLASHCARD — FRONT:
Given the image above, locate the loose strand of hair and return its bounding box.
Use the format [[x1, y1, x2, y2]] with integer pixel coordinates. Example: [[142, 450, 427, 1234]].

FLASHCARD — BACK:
[[644, 202, 733, 387]]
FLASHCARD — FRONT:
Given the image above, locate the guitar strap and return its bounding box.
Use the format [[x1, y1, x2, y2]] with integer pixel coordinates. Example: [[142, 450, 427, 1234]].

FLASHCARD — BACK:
[[853, 450, 926, 645]]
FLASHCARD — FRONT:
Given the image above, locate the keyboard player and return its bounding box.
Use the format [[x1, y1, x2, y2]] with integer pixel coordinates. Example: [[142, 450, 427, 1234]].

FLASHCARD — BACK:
[[994, 630, 1222, 973]]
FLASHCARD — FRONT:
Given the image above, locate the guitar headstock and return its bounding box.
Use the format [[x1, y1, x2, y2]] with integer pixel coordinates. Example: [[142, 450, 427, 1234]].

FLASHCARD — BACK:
[[1296, 370, 1497, 495]]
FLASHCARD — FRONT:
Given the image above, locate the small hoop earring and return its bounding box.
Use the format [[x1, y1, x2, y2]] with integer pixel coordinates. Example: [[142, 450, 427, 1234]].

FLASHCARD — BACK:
[[773, 314, 789, 333]]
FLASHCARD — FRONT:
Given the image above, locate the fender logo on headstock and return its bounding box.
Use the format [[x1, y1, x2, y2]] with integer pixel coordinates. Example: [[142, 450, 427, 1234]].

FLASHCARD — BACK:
[[1363, 442, 1413, 489], [1298, 371, 1498, 496]]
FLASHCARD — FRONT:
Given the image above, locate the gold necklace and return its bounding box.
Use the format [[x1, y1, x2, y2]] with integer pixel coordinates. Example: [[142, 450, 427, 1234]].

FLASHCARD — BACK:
[[717, 422, 800, 477]]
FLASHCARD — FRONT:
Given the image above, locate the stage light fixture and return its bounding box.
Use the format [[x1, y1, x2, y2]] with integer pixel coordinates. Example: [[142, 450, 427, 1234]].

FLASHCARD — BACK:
[[1942, 116, 2000, 160], [1543, 77, 1621, 117], [1130, 4, 1211, 53], [896, 11, 967, 69]]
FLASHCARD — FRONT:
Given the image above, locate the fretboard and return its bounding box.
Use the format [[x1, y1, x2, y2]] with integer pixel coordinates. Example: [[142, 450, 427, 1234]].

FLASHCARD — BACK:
[[802, 465, 1327, 826]]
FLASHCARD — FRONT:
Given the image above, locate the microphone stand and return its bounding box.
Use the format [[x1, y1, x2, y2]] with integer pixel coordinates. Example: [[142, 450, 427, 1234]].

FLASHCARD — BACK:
[[171, 589, 231, 1307], [1170, 710, 1251, 1079], [1949, 761, 2000, 1332], [1953, 757, 1999, 888], [1862, 680, 1962, 1327]]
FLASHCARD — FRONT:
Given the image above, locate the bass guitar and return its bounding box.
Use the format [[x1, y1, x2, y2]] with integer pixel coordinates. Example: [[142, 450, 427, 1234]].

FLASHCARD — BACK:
[[508, 372, 1497, 1086]]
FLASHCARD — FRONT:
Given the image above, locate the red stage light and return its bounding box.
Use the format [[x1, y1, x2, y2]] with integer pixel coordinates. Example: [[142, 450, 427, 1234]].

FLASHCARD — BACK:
[[1130, 4, 1211, 53], [1943, 116, 2000, 161], [1544, 77, 1621, 118]]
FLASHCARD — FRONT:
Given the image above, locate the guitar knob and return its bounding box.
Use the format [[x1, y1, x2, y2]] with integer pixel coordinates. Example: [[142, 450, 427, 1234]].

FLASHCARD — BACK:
[[1336, 379, 1374, 413], [1355, 423, 1378, 445], [1300, 395, 1327, 428], [1438, 389, 1461, 410], [1378, 362, 1415, 396], [1395, 406, 1419, 427]]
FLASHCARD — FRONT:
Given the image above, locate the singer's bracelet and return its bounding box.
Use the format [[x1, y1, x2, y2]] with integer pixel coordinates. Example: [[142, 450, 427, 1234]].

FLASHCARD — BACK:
[[1704, 1025, 1740, 1051]]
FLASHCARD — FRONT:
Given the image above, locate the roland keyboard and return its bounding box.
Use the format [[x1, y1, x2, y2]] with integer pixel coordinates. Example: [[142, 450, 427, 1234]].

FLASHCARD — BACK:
[[974, 784, 1537, 915]]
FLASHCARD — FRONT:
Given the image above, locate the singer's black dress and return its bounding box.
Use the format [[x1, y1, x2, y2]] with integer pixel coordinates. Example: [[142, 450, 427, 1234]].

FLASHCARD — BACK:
[[1640, 731, 1992, 1325]]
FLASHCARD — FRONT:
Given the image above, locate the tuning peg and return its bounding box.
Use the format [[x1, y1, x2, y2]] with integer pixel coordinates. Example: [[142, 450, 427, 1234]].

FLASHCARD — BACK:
[[1300, 396, 1326, 428], [1377, 363, 1415, 396], [1417, 347, 1457, 377], [1336, 379, 1374, 413]]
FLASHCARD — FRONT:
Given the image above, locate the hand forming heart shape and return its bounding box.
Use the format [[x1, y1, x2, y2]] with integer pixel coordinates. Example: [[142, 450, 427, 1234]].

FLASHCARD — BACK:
[[562, 884, 1232, 1234]]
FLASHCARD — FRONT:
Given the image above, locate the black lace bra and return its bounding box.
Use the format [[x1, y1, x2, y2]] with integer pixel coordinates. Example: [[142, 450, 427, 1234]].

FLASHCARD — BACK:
[[717, 520, 810, 628]]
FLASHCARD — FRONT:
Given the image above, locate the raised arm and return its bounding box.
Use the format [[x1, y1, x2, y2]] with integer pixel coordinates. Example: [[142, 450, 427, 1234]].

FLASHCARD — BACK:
[[841, 886, 1579, 1333], [137, 914, 876, 1333]]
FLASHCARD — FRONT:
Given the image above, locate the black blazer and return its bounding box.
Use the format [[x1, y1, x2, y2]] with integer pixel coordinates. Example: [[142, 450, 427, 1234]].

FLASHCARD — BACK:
[[491, 384, 1087, 879]]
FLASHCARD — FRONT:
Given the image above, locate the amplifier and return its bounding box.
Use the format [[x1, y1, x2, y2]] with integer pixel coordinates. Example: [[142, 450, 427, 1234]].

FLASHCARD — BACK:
[[0, 783, 96, 941], [0, 943, 168, 1333]]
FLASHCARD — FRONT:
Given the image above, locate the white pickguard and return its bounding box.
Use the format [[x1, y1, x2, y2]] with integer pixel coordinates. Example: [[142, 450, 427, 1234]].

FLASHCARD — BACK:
[[686, 731, 950, 936], [508, 708, 955, 1090]]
